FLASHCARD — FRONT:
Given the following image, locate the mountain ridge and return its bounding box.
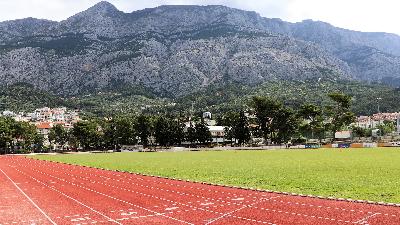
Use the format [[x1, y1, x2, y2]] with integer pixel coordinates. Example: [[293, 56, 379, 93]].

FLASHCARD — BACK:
[[0, 2, 400, 97]]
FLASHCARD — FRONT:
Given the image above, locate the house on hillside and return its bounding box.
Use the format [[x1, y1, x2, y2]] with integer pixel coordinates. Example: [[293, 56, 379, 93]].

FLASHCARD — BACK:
[[36, 122, 53, 146], [207, 126, 226, 144]]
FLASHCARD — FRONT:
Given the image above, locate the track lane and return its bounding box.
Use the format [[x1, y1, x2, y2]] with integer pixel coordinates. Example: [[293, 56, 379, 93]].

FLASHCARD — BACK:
[[2, 156, 400, 225], [25, 157, 274, 207], [5, 161, 194, 225], [0, 157, 126, 225], [21, 156, 400, 224], [0, 165, 52, 225], [10, 158, 259, 225]]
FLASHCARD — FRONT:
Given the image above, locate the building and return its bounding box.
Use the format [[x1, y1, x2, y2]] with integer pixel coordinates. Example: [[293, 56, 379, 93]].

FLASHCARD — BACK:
[[1, 107, 81, 148], [355, 112, 400, 131], [207, 126, 226, 144], [36, 122, 53, 146], [203, 112, 212, 119]]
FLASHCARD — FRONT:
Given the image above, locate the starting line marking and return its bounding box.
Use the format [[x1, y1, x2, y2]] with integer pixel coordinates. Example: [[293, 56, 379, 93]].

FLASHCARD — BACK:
[[0, 168, 57, 225]]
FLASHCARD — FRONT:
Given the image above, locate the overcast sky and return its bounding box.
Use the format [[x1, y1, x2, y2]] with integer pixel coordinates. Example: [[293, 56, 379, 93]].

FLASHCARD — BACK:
[[0, 0, 399, 35]]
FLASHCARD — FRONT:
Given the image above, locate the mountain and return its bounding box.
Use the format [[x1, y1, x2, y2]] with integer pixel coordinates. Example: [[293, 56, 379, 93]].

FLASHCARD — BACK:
[[0, 2, 400, 99]]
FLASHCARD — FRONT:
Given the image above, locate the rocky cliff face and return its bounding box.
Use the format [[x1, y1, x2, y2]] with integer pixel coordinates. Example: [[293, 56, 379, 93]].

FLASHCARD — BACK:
[[0, 1, 399, 97]]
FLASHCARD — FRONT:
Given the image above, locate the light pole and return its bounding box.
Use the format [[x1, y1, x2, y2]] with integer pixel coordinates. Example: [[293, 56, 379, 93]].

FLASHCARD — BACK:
[[377, 97, 382, 140]]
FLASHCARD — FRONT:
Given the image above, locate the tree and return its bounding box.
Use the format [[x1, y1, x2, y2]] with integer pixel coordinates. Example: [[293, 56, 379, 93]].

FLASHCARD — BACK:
[[352, 126, 372, 138], [153, 115, 185, 147], [104, 117, 136, 150], [232, 111, 251, 146], [251, 96, 283, 143], [221, 111, 239, 145], [195, 122, 212, 145], [154, 116, 171, 147], [32, 134, 45, 153], [298, 104, 324, 140], [72, 121, 100, 151], [0, 118, 38, 153], [186, 122, 197, 147], [169, 118, 185, 146], [49, 124, 69, 151], [377, 120, 396, 135], [15, 122, 37, 152], [135, 115, 152, 147], [271, 107, 300, 144], [0, 118, 13, 154], [326, 92, 356, 135]]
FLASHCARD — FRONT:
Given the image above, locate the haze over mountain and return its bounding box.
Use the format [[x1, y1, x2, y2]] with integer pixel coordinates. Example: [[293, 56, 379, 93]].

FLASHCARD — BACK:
[[1, 1, 400, 97]]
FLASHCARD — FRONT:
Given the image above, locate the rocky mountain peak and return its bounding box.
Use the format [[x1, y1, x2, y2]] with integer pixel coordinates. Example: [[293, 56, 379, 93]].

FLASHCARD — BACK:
[[58, 1, 123, 36], [85, 1, 120, 15], [64, 1, 121, 21]]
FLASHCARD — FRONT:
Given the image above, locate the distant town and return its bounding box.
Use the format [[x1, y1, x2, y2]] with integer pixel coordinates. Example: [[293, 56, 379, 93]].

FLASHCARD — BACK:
[[1, 104, 400, 152]]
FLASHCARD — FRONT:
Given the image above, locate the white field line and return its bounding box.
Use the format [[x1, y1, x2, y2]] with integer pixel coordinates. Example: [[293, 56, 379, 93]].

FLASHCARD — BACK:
[[11, 165, 194, 225], [0, 168, 57, 225]]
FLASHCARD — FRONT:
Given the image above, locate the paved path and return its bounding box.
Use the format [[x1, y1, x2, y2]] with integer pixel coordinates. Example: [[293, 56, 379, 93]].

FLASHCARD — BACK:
[[0, 156, 399, 225]]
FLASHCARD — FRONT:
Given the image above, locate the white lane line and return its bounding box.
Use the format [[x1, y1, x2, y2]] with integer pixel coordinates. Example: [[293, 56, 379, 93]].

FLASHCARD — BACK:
[[353, 213, 381, 224], [28, 157, 258, 199], [205, 197, 279, 225], [9, 167, 123, 225], [30, 159, 260, 208], [16, 159, 278, 225], [12, 166, 193, 225], [0, 168, 57, 225]]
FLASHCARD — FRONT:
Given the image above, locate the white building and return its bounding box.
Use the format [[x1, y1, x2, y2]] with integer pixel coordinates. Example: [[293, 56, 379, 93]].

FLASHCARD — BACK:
[[207, 126, 226, 144]]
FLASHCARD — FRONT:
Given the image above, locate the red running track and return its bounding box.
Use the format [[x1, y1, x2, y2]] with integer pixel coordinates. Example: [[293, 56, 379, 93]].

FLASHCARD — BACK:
[[0, 156, 399, 225]]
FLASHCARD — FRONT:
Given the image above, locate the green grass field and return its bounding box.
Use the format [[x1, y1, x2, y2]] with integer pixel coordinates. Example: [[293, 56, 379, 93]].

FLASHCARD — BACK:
[[31, 148, 400, 203]]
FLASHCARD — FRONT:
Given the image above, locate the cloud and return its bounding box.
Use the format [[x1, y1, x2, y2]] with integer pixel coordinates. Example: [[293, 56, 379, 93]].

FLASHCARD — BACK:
[[286, 0, 399, 34], [0, 0, 398, 35]]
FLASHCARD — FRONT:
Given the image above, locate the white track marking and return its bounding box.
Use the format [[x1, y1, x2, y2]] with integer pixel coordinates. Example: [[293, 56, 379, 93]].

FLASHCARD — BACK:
[[40, 161, 399, 219], [29, 159, 264, 208], [21, 158, 360, 225], [6, 167, 123, 225], [205, 197, 279, 225], [48, 162, 397, 219], [17, 158, 394, 225], [28, 157, 260, 199], [354, 213, 381, 224], [16, 162, 277, 225], [0, 168, 57, 225], [11, 165, 194, 225], [34, 158, 388, 223]]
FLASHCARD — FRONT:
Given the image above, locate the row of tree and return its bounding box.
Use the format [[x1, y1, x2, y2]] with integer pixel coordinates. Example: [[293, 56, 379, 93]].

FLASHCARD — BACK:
[[44, 92, 359, 151], [0, 117, 44, 154], [1, 92, 359, 153], [219, 92, 356, 145], [46, 115, 213, 151]]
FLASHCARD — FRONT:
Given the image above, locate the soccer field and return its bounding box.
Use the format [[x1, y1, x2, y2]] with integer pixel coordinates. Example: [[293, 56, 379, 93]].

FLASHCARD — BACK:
[[32, 148, 400, 203]]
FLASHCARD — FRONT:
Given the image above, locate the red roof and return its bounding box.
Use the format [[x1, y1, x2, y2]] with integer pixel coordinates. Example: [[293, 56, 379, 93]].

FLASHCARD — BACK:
[[36, 122, 52, 129]]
